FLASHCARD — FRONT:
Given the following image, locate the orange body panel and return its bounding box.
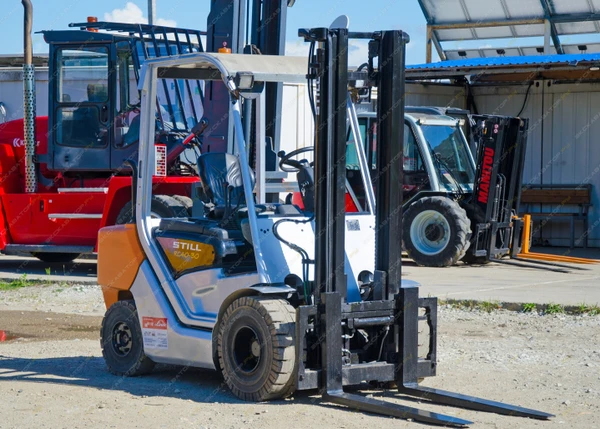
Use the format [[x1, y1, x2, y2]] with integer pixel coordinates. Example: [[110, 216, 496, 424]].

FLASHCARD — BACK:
[[98, 224, 145, 308]]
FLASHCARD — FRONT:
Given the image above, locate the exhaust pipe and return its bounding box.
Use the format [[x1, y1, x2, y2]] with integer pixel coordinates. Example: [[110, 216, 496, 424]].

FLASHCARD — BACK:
[[22, 0, 37, 193]]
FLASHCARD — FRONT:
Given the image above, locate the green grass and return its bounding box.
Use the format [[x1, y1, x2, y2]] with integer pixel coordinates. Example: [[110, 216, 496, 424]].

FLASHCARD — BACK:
[[45, 267, 51, 276], [544, 303, 564, 314], [480, 300, 501, 313], [574, 303, 600, 316], [0, 274, 46, 291], [441, 299, 599, 316]]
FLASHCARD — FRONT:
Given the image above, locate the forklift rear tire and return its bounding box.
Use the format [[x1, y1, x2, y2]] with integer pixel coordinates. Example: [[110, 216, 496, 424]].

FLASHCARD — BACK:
[[218, 296, 297, 402], [116, 194, 190, 224], [34, 253, 80, 263], [403, 197, 471, 267], [100, 300, 155, 376]]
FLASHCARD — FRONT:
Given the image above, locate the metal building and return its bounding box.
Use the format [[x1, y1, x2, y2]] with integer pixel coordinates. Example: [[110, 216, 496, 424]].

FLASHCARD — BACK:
[[406, 54, 600, 248]]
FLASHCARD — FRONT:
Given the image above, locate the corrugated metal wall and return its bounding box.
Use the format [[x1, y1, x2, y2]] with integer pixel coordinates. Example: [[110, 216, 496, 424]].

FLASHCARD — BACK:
[[405, 83, 466, 109]]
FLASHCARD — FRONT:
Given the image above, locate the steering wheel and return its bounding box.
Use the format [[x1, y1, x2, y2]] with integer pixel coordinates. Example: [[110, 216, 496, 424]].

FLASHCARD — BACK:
[[278, 146, 314, 172]]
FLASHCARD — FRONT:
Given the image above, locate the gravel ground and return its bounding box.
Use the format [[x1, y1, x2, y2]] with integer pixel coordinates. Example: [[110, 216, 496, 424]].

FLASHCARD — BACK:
[[0, 284, 599, 429]]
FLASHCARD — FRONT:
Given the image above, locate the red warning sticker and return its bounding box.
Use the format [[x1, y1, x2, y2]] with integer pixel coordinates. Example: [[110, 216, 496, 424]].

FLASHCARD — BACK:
[[142, 317, 168, 349], [142, 317, 168, 330]]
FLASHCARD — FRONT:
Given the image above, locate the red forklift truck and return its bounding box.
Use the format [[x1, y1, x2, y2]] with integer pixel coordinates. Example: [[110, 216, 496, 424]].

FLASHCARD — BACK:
[[0, 3, 208, 263]]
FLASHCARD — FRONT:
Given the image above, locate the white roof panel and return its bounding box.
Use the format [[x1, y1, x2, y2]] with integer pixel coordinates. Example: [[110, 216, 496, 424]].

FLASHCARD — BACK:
[[420, 0, 600, 58], [552, 0, 596, 14]]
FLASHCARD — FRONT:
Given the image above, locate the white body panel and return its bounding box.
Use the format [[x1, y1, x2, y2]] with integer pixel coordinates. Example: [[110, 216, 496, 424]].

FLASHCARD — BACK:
[[174, 270, 259, 329], [254, 213, 375, 302], [131, 261, 215, 369]]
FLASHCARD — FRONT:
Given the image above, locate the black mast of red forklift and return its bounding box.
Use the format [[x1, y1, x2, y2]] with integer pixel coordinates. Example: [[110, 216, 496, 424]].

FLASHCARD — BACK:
[[299, 26, 553, 426]]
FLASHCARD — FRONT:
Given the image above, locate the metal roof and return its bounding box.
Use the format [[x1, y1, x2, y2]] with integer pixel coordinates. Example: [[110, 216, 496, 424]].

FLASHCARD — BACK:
[[419, 0, 600, 59], [409, 53, 600, 69], [445, 43, 600, 59], [406, 52, 600, 79]]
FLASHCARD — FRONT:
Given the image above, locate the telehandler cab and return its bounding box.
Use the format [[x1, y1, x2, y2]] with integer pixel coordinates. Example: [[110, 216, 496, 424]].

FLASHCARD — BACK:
[[97, 23, 552, 426]]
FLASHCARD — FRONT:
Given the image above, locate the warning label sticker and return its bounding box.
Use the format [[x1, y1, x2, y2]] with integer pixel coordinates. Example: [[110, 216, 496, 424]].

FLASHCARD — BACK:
[[141, 317, 168, 350]]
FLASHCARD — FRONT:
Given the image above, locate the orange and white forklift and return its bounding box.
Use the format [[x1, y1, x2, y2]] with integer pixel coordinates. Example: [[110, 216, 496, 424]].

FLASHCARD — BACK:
[[96, 20, 553, 426]]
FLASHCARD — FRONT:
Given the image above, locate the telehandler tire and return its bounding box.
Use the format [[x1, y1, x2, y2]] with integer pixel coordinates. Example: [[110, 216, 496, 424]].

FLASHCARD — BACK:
[[218, 296, 297, 402], [403, 196, 471, 267], [116, 194, 190, 224], [34, 253, 80, 263], [100, 300, 155, 376]]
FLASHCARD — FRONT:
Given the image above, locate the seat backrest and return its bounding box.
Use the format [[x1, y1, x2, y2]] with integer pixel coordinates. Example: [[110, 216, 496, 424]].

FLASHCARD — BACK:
[[197, 152, 254, 207]]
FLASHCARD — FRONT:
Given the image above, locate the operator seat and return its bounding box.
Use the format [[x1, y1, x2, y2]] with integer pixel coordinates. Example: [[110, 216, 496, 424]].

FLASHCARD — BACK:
[[71, 84, 107, 146], [196, 152, 255, 221]]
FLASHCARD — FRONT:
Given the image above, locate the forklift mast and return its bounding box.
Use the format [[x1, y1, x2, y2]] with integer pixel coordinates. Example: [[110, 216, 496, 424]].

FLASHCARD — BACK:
[[297, 24, 551, 425], [469, 116, 529, 259]]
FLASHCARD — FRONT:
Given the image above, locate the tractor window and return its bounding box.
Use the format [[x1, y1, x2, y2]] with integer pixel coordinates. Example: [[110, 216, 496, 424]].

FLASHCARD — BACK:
[[115, 42, 140, 148], [55, 47, 109, 148], [56, 106, 107, 147], [420, 125, 475, 189], [116, 42, 139, 112], [55, 47, 109, 103], [403, 124, 426, 172]]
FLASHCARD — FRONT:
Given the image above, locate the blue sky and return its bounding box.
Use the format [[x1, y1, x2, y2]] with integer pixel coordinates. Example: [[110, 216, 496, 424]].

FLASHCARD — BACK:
[[0, 0, 433, 65]]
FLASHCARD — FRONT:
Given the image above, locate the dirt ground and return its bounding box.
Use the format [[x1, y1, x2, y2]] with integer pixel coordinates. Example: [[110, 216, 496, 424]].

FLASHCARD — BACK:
[[0, 284, 599, 429]]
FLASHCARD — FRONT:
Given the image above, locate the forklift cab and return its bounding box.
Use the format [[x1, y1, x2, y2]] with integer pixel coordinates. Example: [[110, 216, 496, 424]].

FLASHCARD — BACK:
[[347, 109, 476, 204], [41, 22, 206, 174], [43, 30, 137, 172]]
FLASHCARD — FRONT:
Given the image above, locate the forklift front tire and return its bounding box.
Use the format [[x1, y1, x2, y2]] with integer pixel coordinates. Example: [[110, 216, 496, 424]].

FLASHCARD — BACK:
[[100, 300, 155, 377], [218, 296, 297, 402]]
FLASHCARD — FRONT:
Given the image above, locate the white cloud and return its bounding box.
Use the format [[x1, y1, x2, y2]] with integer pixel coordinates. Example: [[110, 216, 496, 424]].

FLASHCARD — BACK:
[[347, 40, 369, 68], [285, 39, 369, 68], [285, 40, 309, 57], [104, 2, 176, 27]]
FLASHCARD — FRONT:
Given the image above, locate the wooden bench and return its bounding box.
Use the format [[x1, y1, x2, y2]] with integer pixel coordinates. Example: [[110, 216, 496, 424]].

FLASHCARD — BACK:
[[520, 184, 592, 248]]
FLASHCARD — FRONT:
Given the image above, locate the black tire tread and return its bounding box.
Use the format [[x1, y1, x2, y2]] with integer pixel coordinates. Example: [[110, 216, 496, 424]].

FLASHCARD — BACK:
[[404, 196, 471, 267], [100, 300, 155, 377], [116, 194, 189, 224], [218, 296, 297, 402]]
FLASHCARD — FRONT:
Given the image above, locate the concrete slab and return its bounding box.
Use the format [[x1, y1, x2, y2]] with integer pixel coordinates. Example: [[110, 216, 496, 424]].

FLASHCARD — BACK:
[[409, 248, 600, 306]]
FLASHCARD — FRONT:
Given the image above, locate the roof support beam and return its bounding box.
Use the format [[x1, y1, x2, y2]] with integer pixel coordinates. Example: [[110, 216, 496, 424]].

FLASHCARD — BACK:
[[430, 18, 545, 30], [430, 14, 600, 30], [426, 25, 446, 63], [539, 0, 564, 54]]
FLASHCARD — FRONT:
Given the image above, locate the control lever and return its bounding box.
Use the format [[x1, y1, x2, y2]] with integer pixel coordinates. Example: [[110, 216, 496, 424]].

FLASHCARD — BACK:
[[182, 117, 209, 146]]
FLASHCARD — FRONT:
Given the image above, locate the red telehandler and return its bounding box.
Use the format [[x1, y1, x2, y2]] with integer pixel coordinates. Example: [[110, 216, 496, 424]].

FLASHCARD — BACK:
[[0, 2, 209, 263]]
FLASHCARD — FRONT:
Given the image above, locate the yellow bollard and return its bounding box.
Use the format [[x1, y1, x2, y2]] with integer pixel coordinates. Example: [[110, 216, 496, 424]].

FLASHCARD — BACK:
[[521, 214, 531, 254]]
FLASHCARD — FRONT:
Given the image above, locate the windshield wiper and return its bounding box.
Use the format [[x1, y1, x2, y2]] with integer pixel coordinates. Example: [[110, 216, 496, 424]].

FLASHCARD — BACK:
[[433, 152, 465, 195]]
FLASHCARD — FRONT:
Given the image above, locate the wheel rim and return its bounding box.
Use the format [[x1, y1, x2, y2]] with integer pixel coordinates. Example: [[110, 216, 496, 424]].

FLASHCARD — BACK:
[[410, 210, 451, 256], [232, 326, 262, 374], [111, 322, 133, 357], [150, 211, 161, 219]]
